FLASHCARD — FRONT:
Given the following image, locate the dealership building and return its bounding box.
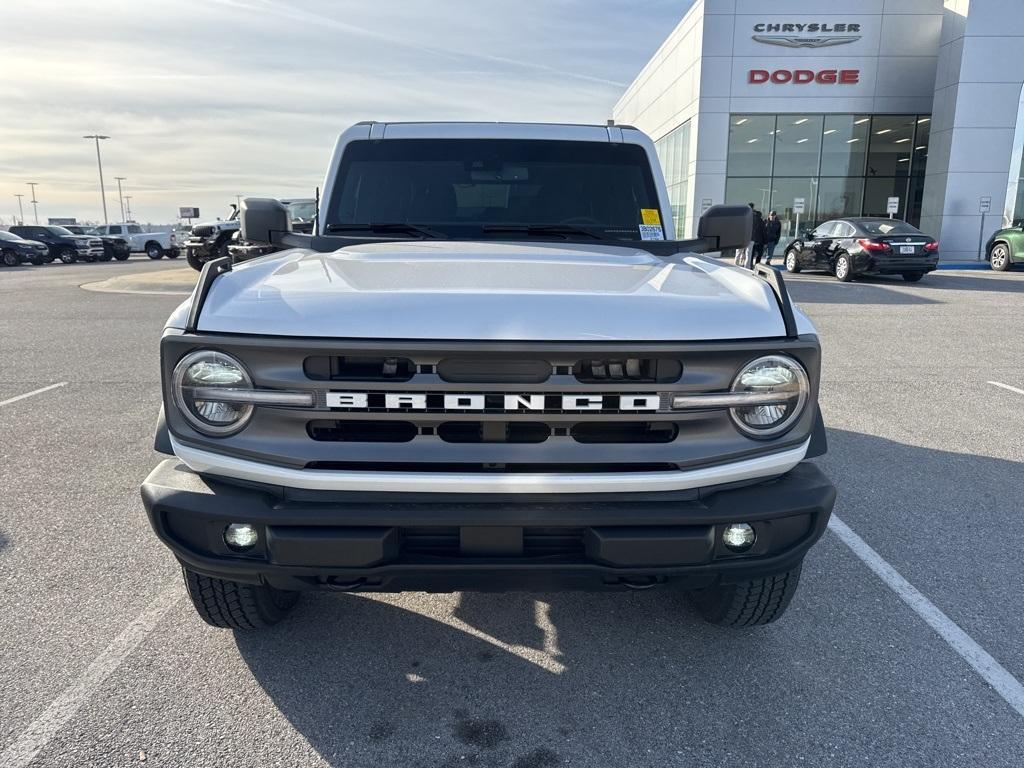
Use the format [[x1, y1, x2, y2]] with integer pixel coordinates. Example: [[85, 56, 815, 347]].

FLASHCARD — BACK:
[[613, 0, 1024, 261]]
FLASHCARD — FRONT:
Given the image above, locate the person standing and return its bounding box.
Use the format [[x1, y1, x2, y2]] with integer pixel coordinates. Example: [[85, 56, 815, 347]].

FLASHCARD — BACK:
[[751, 207, 767, 266], [764, 210, 781, 265]]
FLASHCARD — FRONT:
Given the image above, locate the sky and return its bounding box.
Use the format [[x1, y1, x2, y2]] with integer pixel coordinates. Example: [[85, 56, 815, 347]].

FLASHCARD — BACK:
[[0, 0, 689, 226]]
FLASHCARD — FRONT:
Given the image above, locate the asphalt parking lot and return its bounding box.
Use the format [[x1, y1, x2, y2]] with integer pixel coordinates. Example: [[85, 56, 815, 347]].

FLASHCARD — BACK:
[[1, 258, 1023, 767]]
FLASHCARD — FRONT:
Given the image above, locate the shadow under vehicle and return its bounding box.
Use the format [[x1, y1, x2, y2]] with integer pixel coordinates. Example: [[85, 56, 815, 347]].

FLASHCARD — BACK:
[[783, 217, 939, 283]]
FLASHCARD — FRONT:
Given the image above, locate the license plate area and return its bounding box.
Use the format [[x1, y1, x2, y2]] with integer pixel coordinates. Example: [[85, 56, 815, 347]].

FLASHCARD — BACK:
[[899, 245, 916, 254]]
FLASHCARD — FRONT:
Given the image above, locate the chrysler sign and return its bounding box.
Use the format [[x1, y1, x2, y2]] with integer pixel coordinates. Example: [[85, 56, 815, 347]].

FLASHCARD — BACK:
[[752, 21, 862, 48]]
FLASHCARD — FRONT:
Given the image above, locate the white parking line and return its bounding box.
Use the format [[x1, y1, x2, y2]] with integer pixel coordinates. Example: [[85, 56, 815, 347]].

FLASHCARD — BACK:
[[0, 382, 68, 408], [829, 515, 1024, 719], [987, 380, 1024, 397], [0, 586, 181, 768]]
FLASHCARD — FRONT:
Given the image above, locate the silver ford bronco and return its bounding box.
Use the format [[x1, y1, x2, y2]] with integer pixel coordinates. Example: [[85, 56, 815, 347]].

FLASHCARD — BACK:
[[142, 121, 835, 629]]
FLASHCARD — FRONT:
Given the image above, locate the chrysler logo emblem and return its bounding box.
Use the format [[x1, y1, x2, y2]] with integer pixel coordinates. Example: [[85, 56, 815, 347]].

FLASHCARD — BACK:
[[752, 22, 861, 48]]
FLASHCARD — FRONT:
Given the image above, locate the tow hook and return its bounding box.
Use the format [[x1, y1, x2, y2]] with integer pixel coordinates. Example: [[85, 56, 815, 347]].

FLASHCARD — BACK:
[[615, 576, 663, 590], [322, 577, 371, 592]]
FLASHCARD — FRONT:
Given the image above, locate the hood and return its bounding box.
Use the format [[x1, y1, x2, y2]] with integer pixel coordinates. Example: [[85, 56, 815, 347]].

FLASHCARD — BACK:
[[16, 239, 47, 248], [183, 241, 810, 341]]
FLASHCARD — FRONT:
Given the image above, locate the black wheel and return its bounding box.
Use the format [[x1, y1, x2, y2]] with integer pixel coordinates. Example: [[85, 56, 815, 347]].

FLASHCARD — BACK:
[[114, 251, 130, 261], [186, 251, 204, 271], [834, 253, 854, 282], [784, 248, 801, 273], [689, 565, 802, 627], [165, 250, 179, 259], [146, 242, 164, 259], [58, 247, 77, 264], [990, 243, 1012, 272], [98, 251, 113, 262], [181, 566, 298, 630], [29, 256, 44, 266], [2, 249, 19, 267], [901, 271, 925, 282]]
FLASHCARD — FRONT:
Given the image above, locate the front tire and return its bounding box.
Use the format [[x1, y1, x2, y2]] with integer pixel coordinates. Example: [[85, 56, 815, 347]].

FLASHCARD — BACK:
[[784, 248, 801, 273], [114, 251, 130, 261], [689, 565, 802, 627], [186, 251, 204, 271], [2, 249, 19, 267], [990, 243, 1012, 271], [834, 253, 854, 282], [146, 242, 164, 260], [59, 247, 77, 264], [98, 251, 113, 262], [181, 567, 298, 629], [902, 271, 925, 282]]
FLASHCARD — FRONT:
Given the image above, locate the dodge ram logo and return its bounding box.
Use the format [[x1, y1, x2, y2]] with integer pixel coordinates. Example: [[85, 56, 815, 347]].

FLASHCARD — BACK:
[[326, 392, 662, 412]]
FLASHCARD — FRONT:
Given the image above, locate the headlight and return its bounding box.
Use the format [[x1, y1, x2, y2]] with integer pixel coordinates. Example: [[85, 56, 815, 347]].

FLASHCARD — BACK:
[[729, 355, 809, 438], [172, 350, 254, 436]]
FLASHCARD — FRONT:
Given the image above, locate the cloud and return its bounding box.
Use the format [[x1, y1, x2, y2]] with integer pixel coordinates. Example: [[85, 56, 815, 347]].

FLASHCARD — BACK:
[[0, 0, 686, 225]]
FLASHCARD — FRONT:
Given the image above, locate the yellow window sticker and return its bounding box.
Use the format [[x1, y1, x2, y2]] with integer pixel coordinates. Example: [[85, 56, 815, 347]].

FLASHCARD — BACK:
[[641, 208, 661, 225]]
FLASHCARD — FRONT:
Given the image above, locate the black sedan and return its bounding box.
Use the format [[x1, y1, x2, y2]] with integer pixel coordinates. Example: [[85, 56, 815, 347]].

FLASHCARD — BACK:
[[0, 229, 51, 266], [782, 218, 939, 282]]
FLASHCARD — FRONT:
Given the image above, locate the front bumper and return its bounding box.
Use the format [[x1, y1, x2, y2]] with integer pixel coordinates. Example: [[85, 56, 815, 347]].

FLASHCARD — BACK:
[[141, 459, 836, 593]]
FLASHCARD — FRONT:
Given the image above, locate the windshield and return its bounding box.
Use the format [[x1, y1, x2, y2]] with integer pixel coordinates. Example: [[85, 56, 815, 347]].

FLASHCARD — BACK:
[[47, 226, 74, 236], [328, 139, 663, 241], [858, 220, 922, 236]]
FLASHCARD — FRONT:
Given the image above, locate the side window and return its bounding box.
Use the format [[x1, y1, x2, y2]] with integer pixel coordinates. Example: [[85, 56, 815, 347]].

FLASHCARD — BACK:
[[127, 225, 142, 234], [832, 222, 853, 238], [108, 225, 122, 234], [34, 228, 51, 239], [813, 221, 837, 239]]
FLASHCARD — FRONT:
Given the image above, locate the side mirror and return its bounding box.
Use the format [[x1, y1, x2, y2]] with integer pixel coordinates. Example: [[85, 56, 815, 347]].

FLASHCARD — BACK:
[[697, 204, 752, 252], [240, 198, 291, 245]]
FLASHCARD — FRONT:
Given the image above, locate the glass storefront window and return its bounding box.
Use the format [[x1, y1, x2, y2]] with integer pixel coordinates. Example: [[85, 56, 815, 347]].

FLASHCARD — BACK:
[[773, 115, 823, 177], [816, 177, 864, 222], [725, 113, 930, 228], [863, 177, 910, 219], [867, 116, 917, 177], [654, 120, 691, 238], [769, 178, 818, 238], [725, 177, 773, 213], [727, 115, 775, 176], [820, 115, 869, 176]]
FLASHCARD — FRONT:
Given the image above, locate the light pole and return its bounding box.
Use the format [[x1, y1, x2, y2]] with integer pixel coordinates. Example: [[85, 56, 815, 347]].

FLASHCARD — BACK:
[[27, 183, 39, 224], [114, 176, 127, 222], [124, 196, 133, 222], [83, 134, 110, 225], [14, 194, 25, 225]]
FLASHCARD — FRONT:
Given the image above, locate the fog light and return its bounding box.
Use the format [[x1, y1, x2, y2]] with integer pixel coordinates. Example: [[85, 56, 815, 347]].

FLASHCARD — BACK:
[[224, 523, 259, 551], [722, 523, 755, 552]]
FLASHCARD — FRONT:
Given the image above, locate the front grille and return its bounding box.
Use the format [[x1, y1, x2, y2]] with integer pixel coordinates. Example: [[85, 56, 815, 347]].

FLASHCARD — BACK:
[[191, 225, 215, 238], [161, 334, 821, 479]]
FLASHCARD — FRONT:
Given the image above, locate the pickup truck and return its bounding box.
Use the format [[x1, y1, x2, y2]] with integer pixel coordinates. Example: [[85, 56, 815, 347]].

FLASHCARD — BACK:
[[183, 207, 240, 270], [142, 121, 836, 631], [90, 223, 179, 260], [9, 225, 104, 263], [64, 225, 131, 261]]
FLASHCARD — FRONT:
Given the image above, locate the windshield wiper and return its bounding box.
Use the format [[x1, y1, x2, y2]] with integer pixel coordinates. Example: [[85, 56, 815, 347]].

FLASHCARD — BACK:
[[480, 224, 608, 240], [325, 222, 447, 239]]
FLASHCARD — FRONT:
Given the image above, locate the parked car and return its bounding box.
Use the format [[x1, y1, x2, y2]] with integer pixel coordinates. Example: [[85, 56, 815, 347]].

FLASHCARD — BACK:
[[90, 223, 179, 260], [227, 198, 315, 264], [984, 222, 1024, 271], [9, 225, 105, 263], [782, 218, 939, 282], [0, 229, 51, 266], [184, 206, 240, 270], [64, 225, 131, 261]]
